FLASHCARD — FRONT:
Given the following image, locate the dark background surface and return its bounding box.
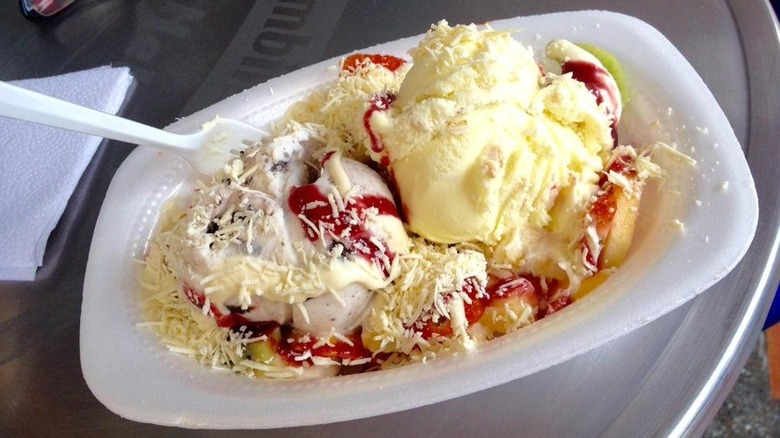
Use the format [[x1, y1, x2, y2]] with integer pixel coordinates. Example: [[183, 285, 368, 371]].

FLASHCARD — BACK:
[[1, 1, 779, 436], [710, 1, 780, 435]]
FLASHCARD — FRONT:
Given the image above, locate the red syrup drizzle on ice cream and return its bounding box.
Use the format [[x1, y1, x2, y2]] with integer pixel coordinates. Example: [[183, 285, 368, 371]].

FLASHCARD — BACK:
[[560, 60, 620, 146], [412, 276, 488, 339], [362, 93, 411, 220], [341, 54, 406, 74], [410, 274, 573, 340], [177, 291, 378, 366], [364, 93, 396, 167], [580, 152, 638, 272], [275, 325, 373, 365], [238, 322, 375, 367], [287, 176, 401, 277], [340, 53, 406, 168]]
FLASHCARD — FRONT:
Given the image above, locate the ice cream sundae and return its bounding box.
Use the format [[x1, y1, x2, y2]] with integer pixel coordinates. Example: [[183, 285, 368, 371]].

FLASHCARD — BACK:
[[140, 20, 665, 378]]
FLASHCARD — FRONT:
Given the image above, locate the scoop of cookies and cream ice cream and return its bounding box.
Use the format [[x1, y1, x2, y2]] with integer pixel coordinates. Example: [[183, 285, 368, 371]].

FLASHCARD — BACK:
[[368, 21, 621, 283], [162, 123, 410, 336]]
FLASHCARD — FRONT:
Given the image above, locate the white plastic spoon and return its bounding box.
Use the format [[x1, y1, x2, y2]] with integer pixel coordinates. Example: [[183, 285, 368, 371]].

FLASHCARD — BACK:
[[0, 80, 267, 175]]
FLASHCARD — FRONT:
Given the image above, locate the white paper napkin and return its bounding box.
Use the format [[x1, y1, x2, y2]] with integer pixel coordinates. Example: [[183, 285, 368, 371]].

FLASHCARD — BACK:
[[0, 66, 134, 281]]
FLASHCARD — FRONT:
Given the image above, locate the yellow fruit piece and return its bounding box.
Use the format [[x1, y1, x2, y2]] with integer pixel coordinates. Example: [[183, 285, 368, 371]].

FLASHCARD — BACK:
[[361, 329, 383, 353], [601, 183, 643, 269], [478, 296, 535, 338], [572, 270, 612, 300]]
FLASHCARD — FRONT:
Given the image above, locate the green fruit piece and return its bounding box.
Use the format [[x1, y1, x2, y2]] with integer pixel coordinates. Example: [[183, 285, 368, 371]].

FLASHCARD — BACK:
[[576, 43, 630, 107], [246, 340, 276, 364], [246, 327, 282, 365]]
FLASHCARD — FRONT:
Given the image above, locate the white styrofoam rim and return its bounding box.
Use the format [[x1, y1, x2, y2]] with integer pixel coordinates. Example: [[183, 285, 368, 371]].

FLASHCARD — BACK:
[[81, 10, 757, 429]]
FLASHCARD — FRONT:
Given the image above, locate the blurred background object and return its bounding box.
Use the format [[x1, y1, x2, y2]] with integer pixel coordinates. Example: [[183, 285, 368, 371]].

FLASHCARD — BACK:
[[19, 0, 75, 20]]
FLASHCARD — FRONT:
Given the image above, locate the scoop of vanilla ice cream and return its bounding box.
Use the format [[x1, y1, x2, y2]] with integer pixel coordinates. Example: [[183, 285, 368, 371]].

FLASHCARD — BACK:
[[369, 21, 615, 280], [394, 21, 540, 115]]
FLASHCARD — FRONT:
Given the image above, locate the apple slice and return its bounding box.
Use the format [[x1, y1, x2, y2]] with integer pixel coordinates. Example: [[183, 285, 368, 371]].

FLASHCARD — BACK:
[[600, 182, 643, 268], [575, 152, 644, 301]]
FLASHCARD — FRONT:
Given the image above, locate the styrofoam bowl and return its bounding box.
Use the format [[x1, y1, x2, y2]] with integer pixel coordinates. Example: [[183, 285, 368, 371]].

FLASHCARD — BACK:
[[81, 10, 757, 429]]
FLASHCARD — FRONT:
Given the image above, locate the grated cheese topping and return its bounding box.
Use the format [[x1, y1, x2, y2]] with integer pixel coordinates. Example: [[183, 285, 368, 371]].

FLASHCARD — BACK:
[[276, 60, 409, 162], [362, 238, 488, 362]]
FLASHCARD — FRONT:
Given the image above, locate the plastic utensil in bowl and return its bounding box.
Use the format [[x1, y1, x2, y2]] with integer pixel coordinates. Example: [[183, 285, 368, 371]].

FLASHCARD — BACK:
[[0, 80, 266, 175]]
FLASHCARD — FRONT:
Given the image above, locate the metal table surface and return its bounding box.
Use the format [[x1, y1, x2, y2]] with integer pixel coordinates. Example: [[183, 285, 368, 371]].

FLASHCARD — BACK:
[[1, 1, 779, 437]]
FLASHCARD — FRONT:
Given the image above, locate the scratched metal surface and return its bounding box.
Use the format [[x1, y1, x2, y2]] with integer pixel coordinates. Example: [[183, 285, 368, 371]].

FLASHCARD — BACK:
[[1, 1, 778, 436]]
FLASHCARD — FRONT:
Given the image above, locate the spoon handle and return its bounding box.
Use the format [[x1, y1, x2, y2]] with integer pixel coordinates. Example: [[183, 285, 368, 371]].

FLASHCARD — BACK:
[[0, 80, 190, 149]]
